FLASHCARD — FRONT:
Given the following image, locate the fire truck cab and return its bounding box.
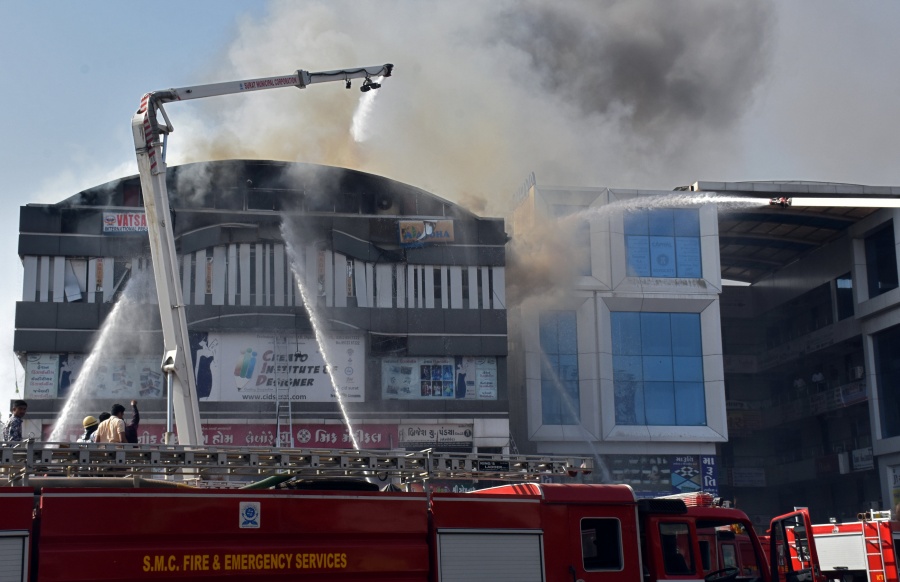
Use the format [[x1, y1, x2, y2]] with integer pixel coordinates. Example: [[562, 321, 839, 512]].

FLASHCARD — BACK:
[[436, 485, 795, 582], [765, 508, 827, 582], [641, 500, 769, 582]]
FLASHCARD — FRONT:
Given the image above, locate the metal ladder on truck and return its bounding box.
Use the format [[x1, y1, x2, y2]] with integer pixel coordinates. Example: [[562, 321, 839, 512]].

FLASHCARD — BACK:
[[1, 441, 594, 488], [274, 335, 294, 447], [861, 510, 893, 582]]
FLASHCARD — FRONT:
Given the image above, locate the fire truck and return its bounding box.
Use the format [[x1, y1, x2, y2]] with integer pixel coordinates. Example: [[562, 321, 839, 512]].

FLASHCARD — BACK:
[[774, 510, 898, 582], [0, 441, 820, 582]]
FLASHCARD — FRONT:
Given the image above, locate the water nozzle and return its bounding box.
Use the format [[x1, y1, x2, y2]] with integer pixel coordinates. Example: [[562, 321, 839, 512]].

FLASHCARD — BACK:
[[769, 197, 792, 208]]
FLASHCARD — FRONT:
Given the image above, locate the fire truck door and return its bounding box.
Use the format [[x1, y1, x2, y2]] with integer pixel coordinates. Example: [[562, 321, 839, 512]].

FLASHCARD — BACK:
[[568, 505, 641, 582], [769, 510, 823, 582]]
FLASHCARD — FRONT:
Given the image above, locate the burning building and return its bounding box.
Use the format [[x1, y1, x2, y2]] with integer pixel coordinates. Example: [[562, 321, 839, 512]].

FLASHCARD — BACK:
[[15, 160, 510, 456]]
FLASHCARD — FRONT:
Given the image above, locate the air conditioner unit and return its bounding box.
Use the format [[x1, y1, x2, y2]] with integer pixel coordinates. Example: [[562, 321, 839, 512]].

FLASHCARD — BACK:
[[851, 366, 865, 380]]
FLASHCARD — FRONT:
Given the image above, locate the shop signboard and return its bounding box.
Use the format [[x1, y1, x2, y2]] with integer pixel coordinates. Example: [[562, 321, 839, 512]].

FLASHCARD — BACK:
[[852, 447, 874, 471], [398, 220, 454, 247], [24, 354, 59, 399], [381, 357, 497, 400], [102, 212, 148, 234], [41, 422, 398, 449], [399, 423, 473, 447], [191, 332, 364, 403]]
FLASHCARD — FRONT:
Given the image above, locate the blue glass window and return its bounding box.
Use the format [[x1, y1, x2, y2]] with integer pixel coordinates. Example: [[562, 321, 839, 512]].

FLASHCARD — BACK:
[[612, 312, 706, 426], [540, 311, 580, 425], [625, 209, 702, 278]]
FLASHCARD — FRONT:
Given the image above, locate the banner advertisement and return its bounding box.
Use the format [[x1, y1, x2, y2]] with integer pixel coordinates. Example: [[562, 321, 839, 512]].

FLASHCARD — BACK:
[[649, 236, 676, 277], [85, 355, 165, 399], [598, 454, 718, 498], [24, 353, 60, 399], [625, 236, 650, 276], [293, 423, 398, 449], [57, 354, 86, 399], [700, 455, 719, 497], [42, 422, 399, 449], [25, 353, 165, 401], [191, 332, 364, 403], [398, 220, 454, 247], [676, 237, 702, 277], [381, 357, 497, 400], [399, 423, 473, 447], [102, 211, 148, 234]]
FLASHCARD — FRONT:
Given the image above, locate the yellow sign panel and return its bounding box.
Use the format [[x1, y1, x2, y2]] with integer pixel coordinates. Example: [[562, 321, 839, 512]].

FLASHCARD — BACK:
[[142, 552, 348, 574]]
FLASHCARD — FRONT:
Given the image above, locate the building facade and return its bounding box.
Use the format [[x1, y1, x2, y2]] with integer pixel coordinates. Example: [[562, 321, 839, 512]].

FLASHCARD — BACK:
[[707, 180, 897, 525], [14, 163, 900, 521], [15, 160, 510, 457], [507, 182, 726, 499], [508, 178, 900, 524]]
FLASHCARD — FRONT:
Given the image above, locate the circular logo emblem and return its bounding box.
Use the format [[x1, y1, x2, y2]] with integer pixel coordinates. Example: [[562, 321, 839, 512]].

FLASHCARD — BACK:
[[296, 429, 311, 444]]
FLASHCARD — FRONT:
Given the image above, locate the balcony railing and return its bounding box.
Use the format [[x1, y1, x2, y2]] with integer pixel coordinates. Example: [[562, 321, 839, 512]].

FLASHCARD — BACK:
[[727, 380, 867, 435]]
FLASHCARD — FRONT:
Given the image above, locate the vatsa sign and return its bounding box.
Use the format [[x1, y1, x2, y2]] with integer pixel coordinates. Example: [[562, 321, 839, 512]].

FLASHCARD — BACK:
[[103, 212, 148, 234], [398, 220, 454, 247]]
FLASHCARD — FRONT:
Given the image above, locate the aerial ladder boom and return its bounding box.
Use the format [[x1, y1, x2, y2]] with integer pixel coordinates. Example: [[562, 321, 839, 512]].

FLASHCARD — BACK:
[[131, 64, 394, 446]]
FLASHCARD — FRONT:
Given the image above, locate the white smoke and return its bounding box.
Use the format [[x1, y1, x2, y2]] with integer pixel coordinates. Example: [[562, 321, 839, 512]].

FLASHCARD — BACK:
[[171, 0, 774, 216]]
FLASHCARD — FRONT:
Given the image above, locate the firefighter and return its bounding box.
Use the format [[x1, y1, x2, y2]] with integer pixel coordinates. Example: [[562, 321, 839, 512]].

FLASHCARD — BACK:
[[77, 416, 100, 443]]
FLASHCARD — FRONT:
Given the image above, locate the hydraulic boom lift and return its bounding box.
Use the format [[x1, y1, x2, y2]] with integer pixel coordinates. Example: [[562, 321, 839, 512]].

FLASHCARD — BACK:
[[131, 65, 394, 446]]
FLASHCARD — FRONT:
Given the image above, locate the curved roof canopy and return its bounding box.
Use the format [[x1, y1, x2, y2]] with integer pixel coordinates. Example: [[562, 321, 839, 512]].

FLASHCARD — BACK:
[[58, 159, 479, 220], [690, 181, 893, 284]]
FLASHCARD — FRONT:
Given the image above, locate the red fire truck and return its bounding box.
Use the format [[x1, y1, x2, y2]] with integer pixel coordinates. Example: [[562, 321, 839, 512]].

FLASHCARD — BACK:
[[776, 510, 898, 582], [0, 444, 821, 582]]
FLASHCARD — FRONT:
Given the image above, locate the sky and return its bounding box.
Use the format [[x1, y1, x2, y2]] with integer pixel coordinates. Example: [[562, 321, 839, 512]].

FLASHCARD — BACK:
[[3, 0, 900, 409]]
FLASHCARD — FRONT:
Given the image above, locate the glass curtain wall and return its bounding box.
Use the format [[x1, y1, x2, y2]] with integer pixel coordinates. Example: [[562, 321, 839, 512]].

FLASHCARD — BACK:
[[612, 312, 706, 426]]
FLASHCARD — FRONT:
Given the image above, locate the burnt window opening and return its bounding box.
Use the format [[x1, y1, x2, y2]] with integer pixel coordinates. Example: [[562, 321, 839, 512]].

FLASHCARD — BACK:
[[835, 272, 854, 321], [246, 190, 276, 211], [122, 184, 142, 207], [865, 222, 898, 299], [433, 268, 443, 304]]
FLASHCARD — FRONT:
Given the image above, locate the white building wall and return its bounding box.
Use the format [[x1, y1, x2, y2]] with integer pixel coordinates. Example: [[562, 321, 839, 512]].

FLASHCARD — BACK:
[[20, 249, 503, 313], [22, 256, 37, 302], [239, 244, 251, 306], [517, 185, 727, 456]]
